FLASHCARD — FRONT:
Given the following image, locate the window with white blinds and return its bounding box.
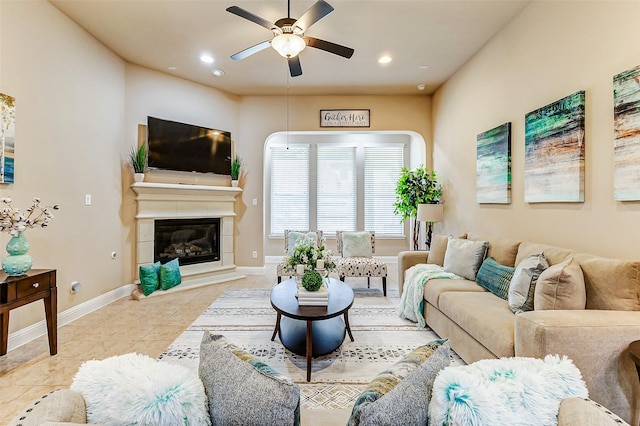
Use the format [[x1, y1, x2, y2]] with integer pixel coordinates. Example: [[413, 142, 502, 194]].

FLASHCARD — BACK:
[[317, 146, 356, 234], [364, 146, 404, 235], [268, 138, 406, 237], [270, 145, 310, 233]]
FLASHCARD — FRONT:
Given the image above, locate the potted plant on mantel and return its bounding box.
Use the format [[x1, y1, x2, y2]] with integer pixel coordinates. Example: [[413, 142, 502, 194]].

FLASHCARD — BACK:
[[129, 143, 147, 182], [231, 155, 242, 187], [394, 165, 442, 250]]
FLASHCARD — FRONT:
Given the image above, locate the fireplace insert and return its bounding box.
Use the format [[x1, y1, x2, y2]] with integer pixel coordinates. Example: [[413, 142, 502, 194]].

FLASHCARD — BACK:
[[154, 218, 220, 265]]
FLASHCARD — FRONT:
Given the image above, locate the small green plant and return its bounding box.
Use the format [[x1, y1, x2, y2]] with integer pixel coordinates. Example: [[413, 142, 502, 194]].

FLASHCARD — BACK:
[[231, 155, 243, 180], [129, 143, 147, 173], [302, 270, 323, 291]]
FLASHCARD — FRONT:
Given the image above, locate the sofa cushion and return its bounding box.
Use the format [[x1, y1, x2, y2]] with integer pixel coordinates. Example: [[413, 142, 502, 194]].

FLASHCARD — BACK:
[[573, 253, 640, 311], [443, 238, 489, 280], [476, 258, 515, 300], [348, 340, 450, 426], [71, 352, 210, 426], [467, 233, 521, 267], [508, 253, 549, 314], [424, 278, 487, 309], [439, 291, 515, 358], [342, 231, 373, 258], [558, 397, 630, 426], [515, 242, 573, 267], [534, 257, 586, 310], [199, 332, 300, 426], [426, 234, 449, 266]]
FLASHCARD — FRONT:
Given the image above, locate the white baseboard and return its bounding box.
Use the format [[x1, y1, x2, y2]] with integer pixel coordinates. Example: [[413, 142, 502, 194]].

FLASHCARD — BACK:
[[236, 265, 267, 275], [7, 283, 136, 353]]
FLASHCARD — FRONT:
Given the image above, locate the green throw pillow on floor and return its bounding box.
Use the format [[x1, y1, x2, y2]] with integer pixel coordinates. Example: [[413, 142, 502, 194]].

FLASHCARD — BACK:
[[160, 258, 181, 290], [139, 261, 161, 296]]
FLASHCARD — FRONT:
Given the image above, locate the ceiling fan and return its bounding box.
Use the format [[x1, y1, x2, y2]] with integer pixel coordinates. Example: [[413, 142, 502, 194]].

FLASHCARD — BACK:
[[226, 0, 354, 77]]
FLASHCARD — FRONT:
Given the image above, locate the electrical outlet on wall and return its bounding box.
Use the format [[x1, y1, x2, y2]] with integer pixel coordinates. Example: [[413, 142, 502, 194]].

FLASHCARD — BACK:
[[252, 251, 258, 259]]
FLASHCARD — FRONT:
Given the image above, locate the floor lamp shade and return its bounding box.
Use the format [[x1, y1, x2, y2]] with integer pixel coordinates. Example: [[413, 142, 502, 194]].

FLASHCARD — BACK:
[[417, 204, 444, 223], [417, 204, 443, 249]]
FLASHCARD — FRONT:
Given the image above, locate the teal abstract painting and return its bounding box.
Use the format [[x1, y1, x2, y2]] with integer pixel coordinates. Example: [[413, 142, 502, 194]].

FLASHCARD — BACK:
[[0, 93, 15, 184], [524, 91, 585, 203], [477, 122, 511, 204], [613, 65, 640, 201]]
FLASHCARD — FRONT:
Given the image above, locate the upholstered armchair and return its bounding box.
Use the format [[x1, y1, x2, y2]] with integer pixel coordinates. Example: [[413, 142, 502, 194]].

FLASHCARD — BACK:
[[336, 231, 387, 296], [276, 230, 324, 283]]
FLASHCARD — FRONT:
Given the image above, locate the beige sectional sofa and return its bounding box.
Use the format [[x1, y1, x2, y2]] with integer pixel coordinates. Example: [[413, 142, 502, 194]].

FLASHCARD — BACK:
[[398, 233, 640, 425]]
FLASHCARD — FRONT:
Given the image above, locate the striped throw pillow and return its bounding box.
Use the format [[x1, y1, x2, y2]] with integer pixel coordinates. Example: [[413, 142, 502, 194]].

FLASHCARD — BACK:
[[475, 257, 515, 300]]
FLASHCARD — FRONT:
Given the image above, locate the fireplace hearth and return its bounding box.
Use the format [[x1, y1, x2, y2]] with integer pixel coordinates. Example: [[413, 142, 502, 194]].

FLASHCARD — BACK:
[[154, 218, 220, 266]]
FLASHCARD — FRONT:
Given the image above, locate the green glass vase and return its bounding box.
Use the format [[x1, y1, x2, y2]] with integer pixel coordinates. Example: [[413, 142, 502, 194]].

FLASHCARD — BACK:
[[2, 231, 33, 276]]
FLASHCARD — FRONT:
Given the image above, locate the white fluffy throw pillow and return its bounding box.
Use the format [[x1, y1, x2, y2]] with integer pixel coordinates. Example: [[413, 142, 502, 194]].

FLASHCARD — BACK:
[[429, 354, 588, 426], [71, 353, 211, 426]]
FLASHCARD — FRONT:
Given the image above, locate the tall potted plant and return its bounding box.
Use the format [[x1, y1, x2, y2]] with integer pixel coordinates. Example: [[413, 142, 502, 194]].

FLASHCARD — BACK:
[[394, 165, 442, 250], [129, 143, 147, 182]]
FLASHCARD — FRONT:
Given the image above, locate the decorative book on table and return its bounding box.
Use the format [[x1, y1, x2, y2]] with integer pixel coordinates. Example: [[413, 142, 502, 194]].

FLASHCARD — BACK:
[[296, 285, 329, 306]]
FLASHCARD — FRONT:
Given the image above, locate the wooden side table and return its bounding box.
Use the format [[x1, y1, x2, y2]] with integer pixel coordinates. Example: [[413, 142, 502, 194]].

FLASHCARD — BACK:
[[629, 340, 640, 385], [0, 269, 57, 356]]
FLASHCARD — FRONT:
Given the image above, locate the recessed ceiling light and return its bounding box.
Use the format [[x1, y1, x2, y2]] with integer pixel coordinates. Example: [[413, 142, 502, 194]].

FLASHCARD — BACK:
[[417, 84, 426, 91], [200, 54, 214, 64], [168, 66, 177, 71], [211, 69, 225, 77], [419, 65, 429, 70], [378, 55, 392, 64]]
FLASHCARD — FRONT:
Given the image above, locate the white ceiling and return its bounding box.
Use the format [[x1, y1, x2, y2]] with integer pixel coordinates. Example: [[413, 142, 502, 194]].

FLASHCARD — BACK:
[[48, 0, 529, 96]]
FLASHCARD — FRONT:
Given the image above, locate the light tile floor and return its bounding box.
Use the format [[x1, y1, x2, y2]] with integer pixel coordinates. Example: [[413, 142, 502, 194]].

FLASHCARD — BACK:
[[0, 264, 397, 424]]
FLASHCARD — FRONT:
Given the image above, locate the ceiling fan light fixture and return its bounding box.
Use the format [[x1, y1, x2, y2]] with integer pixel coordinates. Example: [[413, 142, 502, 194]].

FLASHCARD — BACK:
[[272, 33, 306, 58]]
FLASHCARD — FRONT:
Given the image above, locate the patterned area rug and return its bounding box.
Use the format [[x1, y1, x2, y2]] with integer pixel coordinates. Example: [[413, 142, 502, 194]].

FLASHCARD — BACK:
[[159, 287, 463, 410]]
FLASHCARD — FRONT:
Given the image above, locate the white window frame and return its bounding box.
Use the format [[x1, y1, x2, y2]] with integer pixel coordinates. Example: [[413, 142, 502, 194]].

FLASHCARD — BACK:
[[265, 131, 426, 240]]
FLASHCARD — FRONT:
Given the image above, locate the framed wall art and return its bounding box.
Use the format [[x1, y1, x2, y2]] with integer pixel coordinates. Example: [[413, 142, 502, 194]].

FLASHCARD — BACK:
[[476, 122, 511, 204], [320, 109, 370, 127], [524, 90, 585, 203], [613, 65, 640, 201], [0, 93, 15, 184]]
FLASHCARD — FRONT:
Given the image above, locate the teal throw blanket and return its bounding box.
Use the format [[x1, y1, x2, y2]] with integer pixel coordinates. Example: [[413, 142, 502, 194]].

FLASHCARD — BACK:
[[398, 264, 461, 328]]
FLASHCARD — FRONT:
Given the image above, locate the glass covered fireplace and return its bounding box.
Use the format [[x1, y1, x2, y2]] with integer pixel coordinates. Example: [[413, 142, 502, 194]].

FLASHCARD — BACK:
[[154, 218, 220, 266]]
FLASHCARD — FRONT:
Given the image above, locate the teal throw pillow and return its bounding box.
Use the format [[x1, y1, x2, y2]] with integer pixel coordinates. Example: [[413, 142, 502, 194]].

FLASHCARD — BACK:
[[160, 258, 182, 290], [348, 339, 450, 426], [476, 257, 515, 300], [199, 332, 300, 426], [139, 261, 161, 296]]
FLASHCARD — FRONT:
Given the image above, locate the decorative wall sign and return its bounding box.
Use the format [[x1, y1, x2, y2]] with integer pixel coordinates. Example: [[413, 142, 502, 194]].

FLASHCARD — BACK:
[[613, 65, 640, 201], [477, 122, 511, 204], [320, 109, 370, 127], [524, 91, 585, 203], [0, 93, 15, 184]]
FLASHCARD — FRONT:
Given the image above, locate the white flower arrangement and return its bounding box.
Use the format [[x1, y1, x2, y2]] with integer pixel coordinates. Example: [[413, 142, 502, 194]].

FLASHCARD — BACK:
[[285, 240, 337, 272], [0, 197, 59, 236]]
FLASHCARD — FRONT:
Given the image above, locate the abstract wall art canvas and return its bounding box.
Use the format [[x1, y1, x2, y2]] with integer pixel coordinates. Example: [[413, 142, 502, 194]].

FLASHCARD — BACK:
[[0, 93, 15, 184], [524, 90, 585, 203], [613, 65, 640, 201], [477, 122, 511, 204]]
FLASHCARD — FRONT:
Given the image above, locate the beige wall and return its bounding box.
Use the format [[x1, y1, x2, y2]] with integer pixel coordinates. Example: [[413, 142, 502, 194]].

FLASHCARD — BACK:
[[238, 95, 432, 264], [432, 1, 640, 260], [0, 1, 126, 332]]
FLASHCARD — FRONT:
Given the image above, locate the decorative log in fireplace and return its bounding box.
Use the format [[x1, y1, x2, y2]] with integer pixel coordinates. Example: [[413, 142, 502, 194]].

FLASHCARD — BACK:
[[154, 218, 220, 266]]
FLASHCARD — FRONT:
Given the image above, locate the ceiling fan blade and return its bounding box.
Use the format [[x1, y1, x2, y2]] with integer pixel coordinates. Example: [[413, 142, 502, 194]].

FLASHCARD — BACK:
[[305, 37, 354, 59], [230, 40, 272, 61], [226, 6, 277, 31], [288, 56, 303, 77], [293, 0, 334, 32]]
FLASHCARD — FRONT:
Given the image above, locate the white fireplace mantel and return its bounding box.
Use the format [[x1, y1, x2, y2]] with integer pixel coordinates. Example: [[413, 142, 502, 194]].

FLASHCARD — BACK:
[[131, 182, 244, 299]]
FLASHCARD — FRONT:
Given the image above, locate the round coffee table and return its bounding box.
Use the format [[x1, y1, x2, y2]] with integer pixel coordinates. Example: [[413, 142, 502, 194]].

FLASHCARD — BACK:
[[270, 277, 355, 382]]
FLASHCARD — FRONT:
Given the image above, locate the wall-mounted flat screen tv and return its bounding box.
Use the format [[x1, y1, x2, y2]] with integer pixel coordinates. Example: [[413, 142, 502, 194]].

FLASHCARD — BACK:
[[147, 116, 232, 175]]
